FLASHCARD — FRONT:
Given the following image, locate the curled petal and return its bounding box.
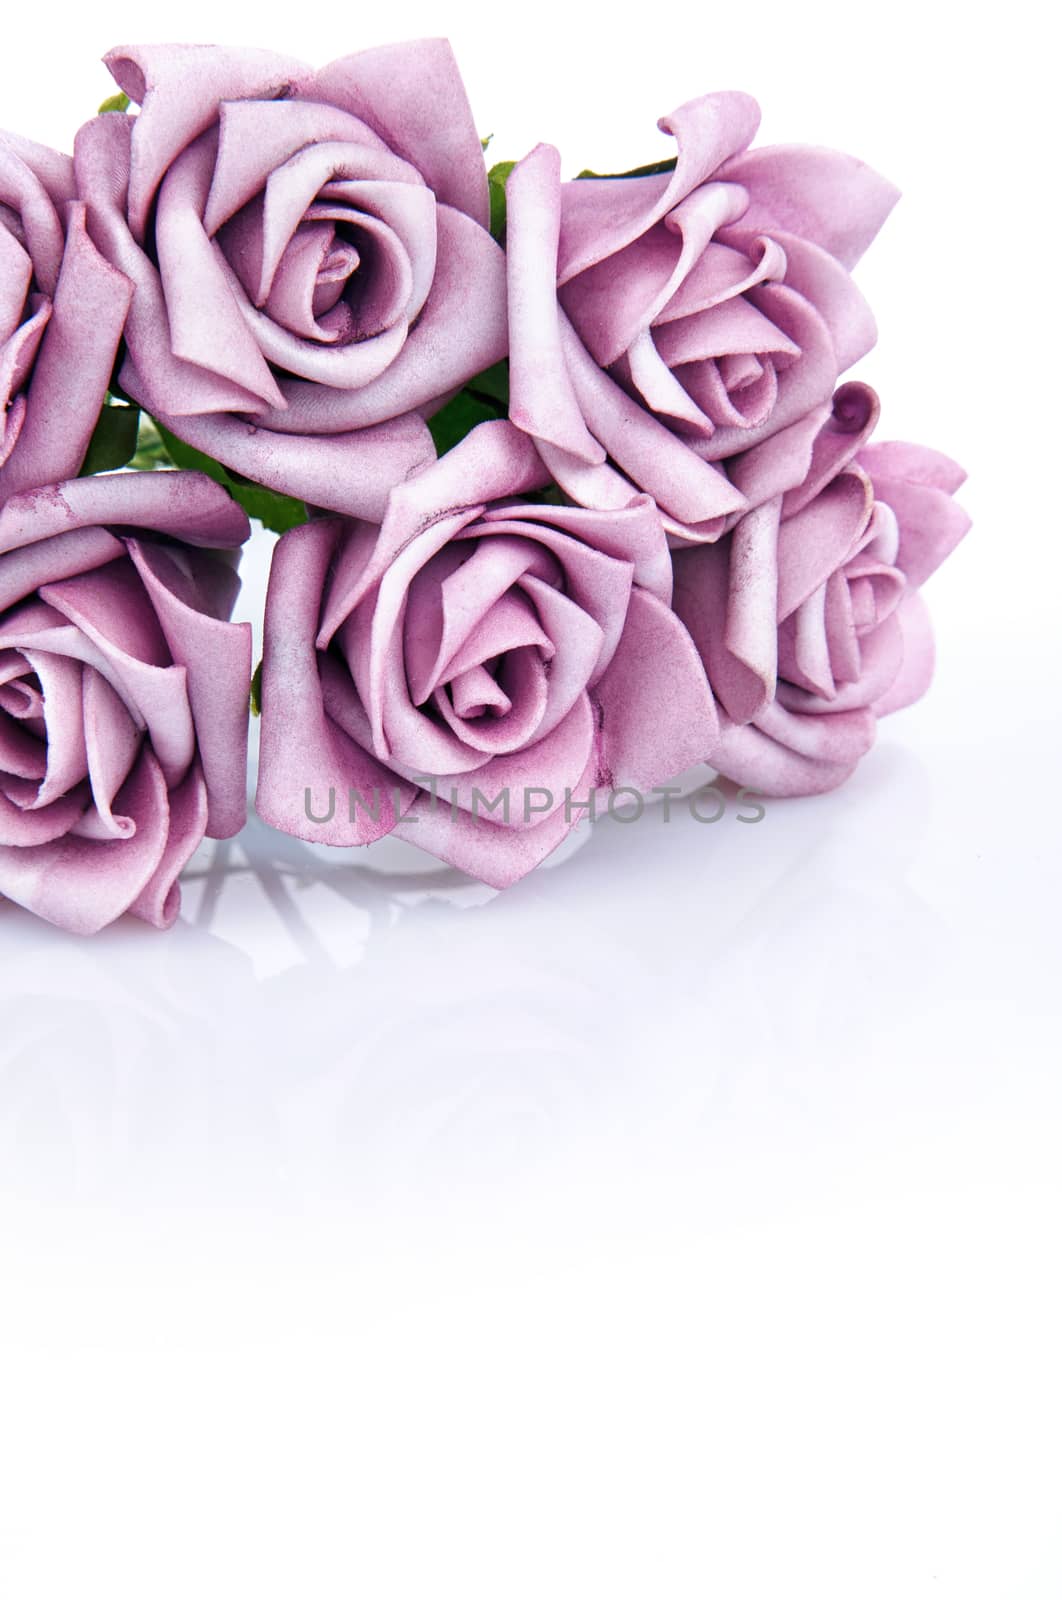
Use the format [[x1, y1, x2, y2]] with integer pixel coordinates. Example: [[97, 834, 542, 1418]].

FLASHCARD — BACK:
[[356, 420, 548, 595], [673, 496, 781, 724], [0, 205, 132, 502], [712, 699, 877, 796], [0, 469, 249, 553], [593, 586, 719, 788], [0, 138, 66, 294], [0, 128, 75, 208], [0, 526, 124, 611], [507, 145, 604, 465], [128, 760, 209, 929], [0, 744, 172, 934], [103, 41, 312, 240], [75, 114, 272, 418], [256, 518, 415, 847], [81, 665, 141, 839], [482, 492, 672, 604], [873, 589, 935, 716], [203, 98, 405, 235], [392, 728, 599, 889], [250, 204, 507, 434], [126, 539, 251, 838], [754, 228, 878, 371], [717, 143, 900, 269], [700, 282, 838, 462], [557, 90, 761, 282], [155, 134, 286, 407], [780, 381, 880, 517], [776, 469, 873, 619], [144, 406, 434, 522], [308, 38, 489, 229], [38, 562, 197, 789], [559, 313, 746, 528], [858, 444, 971, 588]]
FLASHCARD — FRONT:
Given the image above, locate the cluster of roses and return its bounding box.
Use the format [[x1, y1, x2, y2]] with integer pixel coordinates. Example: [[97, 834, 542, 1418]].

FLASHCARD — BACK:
[[0, 40, 969, 933]]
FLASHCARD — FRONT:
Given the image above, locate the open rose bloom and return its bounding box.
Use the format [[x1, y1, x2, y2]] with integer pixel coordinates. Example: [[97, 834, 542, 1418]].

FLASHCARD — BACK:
[[505, 95, 900, 540], [75, 39, 508, 515], [0, 472, 251, 932], [672, 387, 971, 794], [256, 420, 717, 886], [1, 130, 131, 503]]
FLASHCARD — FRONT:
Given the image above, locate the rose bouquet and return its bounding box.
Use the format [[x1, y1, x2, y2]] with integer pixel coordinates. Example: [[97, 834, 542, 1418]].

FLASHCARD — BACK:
[[0, 40, 969, 932]]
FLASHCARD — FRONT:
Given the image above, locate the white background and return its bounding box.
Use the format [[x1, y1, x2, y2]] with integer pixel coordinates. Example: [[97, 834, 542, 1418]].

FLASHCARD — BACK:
[[2, 3, 1060, 1595]]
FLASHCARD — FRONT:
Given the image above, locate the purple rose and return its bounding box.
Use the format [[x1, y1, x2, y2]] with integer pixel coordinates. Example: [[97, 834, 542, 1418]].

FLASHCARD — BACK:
[[74, 40, 510, 516], [672, 387, 971, 794], [0, 471, 251, 933], [0, 130, 131, 504], [256, 419, 716, 886], [505, 96, 898, 540]]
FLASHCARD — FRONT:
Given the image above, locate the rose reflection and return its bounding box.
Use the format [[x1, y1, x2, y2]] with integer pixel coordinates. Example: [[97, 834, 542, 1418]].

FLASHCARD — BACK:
[[0, 736, 943, 1222]]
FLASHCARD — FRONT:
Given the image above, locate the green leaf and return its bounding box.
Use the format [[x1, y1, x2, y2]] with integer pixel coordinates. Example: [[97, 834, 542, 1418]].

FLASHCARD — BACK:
[[427, 390, 505, 456], [154, 422, 308, 533], [487, 160, 516, 244], [249, 660, 263, 718], [98, 91, 130, 114], [465, 359, 509, 409], [576, 156, 677, 180], [424, 359, 510, 456], [80, 402, 140, 475], [128, 413, 171, 472]]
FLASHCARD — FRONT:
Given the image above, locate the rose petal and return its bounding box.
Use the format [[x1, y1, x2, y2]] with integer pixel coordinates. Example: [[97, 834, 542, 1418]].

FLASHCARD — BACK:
[[125, 539, 251, 838], [104, 41, 312, 241], [0, 743, 172, 933], [146, 406, 434, 522], [712, 699, 876, 796], [203, 97, 407, 235], [0, 469, 250, 553], [74, 114, 273, 418], [39, 561, 197, 788], [391, 712, 599, 888], [0, 525, 123, 611], [256, 518, 415, 847], [858, 448, 972, 587], [873, 589, 935, 716], [0, 204, 132, 502], [592, 586, 719, 788], [0, 139, 65, 295], [0, 221, 35, 347], [80, 664, 141, 839], [776, 470, 873, 619], [309, 39, 489, 229], [557, 91, 761, 283], [155, 132, 286, 407], [717, 144, 900, 269], [248, 204, 507, 434], [673, 495, 781, 724], [127, 759, 208, 928], [0, 129, 75, 208], [507, 145, 605, 465], [558, 312, 747, 528]]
